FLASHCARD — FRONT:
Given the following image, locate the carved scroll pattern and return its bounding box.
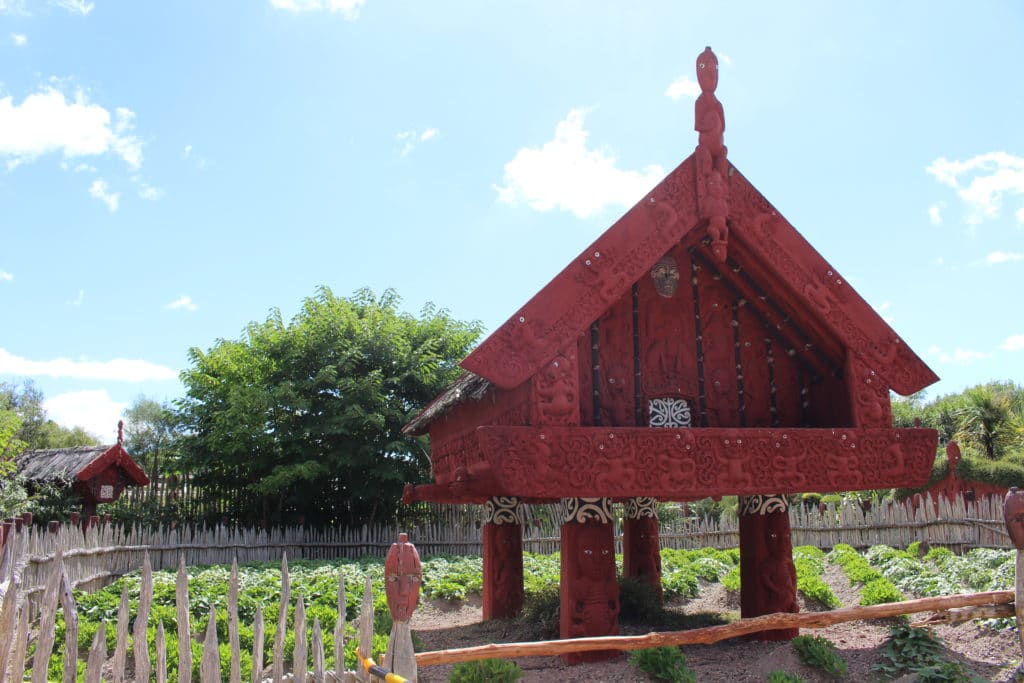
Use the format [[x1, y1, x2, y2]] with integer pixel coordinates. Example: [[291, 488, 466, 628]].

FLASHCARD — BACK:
[[728, 175, 936, 394], [624, 497, 659, 520], [430, 400, 530, 485], [483, 496, 524, 525], [562, 497, 615, 524], [648, 398, 693, 428], [847, 354, 892, 429], [739, 495, 789, 516], [531, 350, 580, 426], [476, 426, 937, 499]]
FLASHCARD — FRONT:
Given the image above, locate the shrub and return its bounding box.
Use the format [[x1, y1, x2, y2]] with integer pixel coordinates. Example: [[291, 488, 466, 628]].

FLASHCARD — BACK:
[[766, 671, 806, 683], [619, 577, 663, 623], [449, 658, 523, 682], [874, 624, 980, 681], [721, 565, 740, 592], [859, 578, 903, 606], [790, 635, 847, 678], [628, 647, 696, 683]]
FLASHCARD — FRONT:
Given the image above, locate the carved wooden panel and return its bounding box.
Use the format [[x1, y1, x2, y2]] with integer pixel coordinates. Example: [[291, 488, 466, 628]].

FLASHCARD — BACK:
[[597, 293, 636, 427], [468, 426, 937, 500]]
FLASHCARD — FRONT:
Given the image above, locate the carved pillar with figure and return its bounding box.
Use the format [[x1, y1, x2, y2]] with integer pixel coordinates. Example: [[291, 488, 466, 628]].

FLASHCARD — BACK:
[[738, 494, 799, 640], [559, 497, 620, 663], [622, 496, 662, 600], [482, 495, 525, 619]]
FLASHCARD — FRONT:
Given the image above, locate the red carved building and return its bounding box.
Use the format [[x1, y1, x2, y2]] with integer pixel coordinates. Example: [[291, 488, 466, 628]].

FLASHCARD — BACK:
[[403, 47, 938, 653], [16, 424, 149, 520]]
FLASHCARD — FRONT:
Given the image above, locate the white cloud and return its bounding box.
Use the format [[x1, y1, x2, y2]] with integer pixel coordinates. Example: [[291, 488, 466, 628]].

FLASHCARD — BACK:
[[1001, 334, 1024, 352], [66, 289, 84, 306], [183, 144, 192, 158], [165, 295, 197, 312], [985, 251, 1023, 265], [0, 87, 143, 171], [88, 178, 119, 211], [0, 347, 177, 381], [926, 345, 989, 365], [927, 203, 943, 225], [719, 53, 733, 66], [269, 0, 364, 19], [395, 128, 439, 157], [56, 0, 94, 15], [45, 390, 126, 442], [0, 1, 27, 13], [10, 33, 26, 46], [0, 270, 12, 281], [665, 75, 700, 100], [926, 152, 1024, 226], [496, 108, 664, 219]]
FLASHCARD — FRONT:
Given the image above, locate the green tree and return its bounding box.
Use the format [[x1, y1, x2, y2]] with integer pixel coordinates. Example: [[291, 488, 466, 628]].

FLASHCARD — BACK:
[[0, 380, 99, 449], [176, 287, 481, 527], [954, 382, 1022, 459]]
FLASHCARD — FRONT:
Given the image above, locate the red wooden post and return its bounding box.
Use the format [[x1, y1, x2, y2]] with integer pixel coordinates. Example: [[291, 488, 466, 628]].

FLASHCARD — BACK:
[[13, 517, 22, 532], [48, 520, 60, 533], [69, 512, 80, 526], [21, 512, 32, 526], [739, 495, 798, 640], [559, 498, 619, 664], [622, 497, 662, 601], [88, 514, 100, 529], [482, 496, 524, 619]]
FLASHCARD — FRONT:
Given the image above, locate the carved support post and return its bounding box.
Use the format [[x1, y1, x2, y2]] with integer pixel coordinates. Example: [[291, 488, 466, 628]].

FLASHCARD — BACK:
[[738, 495, 798, 641], [1002, 488, 1024, 664], [622, 497, 662, 601], [384, 532, 421, 682], [559, 497, 620, 664], [846, 354, 892, 428], [482, 496, 525, 620]]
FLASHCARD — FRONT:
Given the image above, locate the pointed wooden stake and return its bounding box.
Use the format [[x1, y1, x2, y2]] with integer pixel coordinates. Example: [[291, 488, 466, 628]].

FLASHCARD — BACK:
[[84, 621, 106, 683], [229, 557, 241, 683], [252, 605, 265, 683], [334, 572, 347, 675], [156, 621, 168, 683], [312, 617, 326, 682], [176, 555, 192, 683], [294, 595, 307, 683], [200, 608, 221, 683], [273, 553, 291, 681], [134, 551, 154, 683]]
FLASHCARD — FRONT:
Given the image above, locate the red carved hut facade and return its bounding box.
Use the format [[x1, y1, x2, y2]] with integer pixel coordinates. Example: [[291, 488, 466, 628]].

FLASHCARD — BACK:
[[16, 423, 149, 520], [403, 47, 939, 653]]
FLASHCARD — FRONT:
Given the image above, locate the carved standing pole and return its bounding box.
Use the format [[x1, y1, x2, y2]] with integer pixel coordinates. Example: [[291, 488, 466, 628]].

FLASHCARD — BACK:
[[559, 497, 620, 664], [622, 497, 662, 601], [738, 494, 798, 640], [482, 497, 525, 619], [384, 533, 421, 683], [1003, 488, 1024, 661]]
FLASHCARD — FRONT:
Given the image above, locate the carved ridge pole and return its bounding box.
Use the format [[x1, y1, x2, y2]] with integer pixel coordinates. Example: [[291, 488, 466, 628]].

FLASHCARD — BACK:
[[559, 497, 620, 664], [738, 494, 799, 641], [623, 498, 662, 601], [482, 496, 525, 619]]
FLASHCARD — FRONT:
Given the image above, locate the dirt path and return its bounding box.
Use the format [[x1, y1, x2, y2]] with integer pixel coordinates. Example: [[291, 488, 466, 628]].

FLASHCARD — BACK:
[[410, 564, 1021, 682]]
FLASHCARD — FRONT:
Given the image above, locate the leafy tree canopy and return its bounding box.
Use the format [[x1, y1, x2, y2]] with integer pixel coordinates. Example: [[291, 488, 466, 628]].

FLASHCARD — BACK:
[[1, 380, 99, 453], [175, 287, 482, 527]]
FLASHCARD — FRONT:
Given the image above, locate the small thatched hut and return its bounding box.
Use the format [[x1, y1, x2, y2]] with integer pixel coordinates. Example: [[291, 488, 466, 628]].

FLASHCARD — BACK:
[[15, 424, 149, 519]]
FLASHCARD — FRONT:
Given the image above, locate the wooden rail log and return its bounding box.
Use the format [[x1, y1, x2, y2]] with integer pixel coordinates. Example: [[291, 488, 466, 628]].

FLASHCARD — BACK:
[[414, 590, 1015, 666]]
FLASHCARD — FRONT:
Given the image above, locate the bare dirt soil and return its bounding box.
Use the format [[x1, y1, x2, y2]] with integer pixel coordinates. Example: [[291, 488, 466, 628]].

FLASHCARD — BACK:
[[410, 566, 1021, 682]]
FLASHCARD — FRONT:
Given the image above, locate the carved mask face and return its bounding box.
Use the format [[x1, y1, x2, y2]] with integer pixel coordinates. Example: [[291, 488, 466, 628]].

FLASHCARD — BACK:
[[696, 47, 719, 93], [650, 255, 680, 298], [1004, 489, 1024, 550], [384, 534, 422, 622]]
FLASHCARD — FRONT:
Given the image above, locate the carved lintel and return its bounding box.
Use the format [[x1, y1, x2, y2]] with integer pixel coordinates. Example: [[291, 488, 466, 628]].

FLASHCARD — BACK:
[[483, 496, 524, 526]]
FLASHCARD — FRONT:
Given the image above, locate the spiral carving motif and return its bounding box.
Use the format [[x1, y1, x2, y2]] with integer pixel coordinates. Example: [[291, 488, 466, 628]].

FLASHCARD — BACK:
[[483, 496, 524, 525], [624, 497, 659, 520], [562, 497, 614, 524], [739, 494, 789, 516]]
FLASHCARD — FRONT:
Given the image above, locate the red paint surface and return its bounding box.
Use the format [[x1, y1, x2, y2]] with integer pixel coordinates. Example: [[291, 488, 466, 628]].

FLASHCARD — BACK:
[[623, 516, 662, 600], [482, 523, 525, 619], [740, 507, 799, 640], [559, 519, 620, 663]]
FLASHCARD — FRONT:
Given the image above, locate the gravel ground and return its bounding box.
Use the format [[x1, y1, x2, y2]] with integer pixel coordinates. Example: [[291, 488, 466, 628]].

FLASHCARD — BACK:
[[410, 565, 1022, 682]]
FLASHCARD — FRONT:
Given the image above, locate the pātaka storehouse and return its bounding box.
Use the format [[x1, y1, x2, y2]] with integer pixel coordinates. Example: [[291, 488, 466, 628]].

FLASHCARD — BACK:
[[402, 47, 939, 658], [15, 421, 149, 520]]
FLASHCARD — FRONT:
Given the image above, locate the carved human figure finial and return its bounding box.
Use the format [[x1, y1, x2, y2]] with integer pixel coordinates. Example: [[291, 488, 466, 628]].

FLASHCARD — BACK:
[[694, 46, 729, 261], [117, 419, 124, 445], [946, 440, 961, 470], [1004, 488, 1024, 551], [384, 532, 422, 622]]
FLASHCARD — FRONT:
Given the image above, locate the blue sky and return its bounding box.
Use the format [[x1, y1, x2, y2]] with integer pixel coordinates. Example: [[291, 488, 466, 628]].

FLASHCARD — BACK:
[[1, 1, 1022, 440]]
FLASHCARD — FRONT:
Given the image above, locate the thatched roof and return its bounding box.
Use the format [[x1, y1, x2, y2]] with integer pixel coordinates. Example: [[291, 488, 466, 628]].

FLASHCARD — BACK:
[[403, 371, 492, 435], [15, 444, 149, 486]]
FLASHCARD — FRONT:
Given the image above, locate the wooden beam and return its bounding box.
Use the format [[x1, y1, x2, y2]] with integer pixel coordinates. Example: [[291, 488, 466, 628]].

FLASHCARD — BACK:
[[414, 590, 1013, 666]]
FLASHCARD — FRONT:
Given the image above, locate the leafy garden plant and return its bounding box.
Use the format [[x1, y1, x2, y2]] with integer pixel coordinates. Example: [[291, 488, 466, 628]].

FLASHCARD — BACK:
[[874, 624, 981, 682], [790, 635, 847, 678], [448, 658, 523, 682], [628, 646, 697, 683]]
